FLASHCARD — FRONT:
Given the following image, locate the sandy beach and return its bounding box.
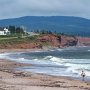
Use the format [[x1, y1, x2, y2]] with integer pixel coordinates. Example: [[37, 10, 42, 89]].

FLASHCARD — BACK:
[[0, 49, 90, 90]]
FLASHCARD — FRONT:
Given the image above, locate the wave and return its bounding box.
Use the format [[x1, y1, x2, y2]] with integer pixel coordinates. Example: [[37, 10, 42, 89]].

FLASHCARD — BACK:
[[0, 52, 90, 77], [0, 52, 11, 56], [30, 50, 49, 53], [43, 56, 90, 77], [44, 56, 53, 60], [0, 52, 11, 59], [18, 58, 25, 61], [49, 57, 64, 65], [65, 63, 90, 76]]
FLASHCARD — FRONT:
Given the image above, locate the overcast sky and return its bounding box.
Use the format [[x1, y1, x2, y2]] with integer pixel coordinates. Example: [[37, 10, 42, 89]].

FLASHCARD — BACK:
[[0, 0, 90, 19]]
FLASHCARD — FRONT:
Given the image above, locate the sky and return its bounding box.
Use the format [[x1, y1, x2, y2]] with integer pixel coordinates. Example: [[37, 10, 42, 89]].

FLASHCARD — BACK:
[[0, 0, 90, 19]]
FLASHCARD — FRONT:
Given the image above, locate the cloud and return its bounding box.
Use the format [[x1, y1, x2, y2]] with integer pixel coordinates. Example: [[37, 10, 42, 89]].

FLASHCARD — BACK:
[[0, 0, 90, 19]]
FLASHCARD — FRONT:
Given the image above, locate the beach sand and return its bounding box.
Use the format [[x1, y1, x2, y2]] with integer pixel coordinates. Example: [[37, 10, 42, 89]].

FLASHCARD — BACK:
[[0, 49, 90, 90]]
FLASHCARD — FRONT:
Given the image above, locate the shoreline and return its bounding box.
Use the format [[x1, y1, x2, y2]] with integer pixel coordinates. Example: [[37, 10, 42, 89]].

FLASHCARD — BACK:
[[0, 48, 90, 80], [0, 59, 90, 90], [0, 45, 89, 52], [0, 49, 90, 90]]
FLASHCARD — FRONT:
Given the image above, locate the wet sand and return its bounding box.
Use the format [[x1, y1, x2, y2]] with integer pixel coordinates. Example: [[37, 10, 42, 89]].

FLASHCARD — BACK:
[[0, 50, 90, 90]]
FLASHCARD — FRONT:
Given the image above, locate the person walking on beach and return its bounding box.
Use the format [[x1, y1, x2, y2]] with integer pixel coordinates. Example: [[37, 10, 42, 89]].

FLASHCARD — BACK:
[[81, 70, 85, 81]]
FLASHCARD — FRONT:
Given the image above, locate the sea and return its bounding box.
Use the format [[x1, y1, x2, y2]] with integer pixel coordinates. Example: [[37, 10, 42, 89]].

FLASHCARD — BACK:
[[0, 46, 90, 80]]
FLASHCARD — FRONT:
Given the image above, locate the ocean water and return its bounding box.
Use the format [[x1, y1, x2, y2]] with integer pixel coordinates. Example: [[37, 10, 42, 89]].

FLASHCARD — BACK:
[[0, 46, 90, 79]]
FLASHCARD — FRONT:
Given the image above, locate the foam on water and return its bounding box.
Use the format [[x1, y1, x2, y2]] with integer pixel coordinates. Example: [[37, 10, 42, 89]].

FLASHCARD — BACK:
[[88, 50, 90, 51], [0, 47, 90, 78]]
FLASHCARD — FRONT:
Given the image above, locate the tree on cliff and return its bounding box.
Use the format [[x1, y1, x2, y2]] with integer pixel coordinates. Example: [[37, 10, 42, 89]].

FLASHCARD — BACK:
[[9, 26, 25, 35], [9, 26, 16, 34]]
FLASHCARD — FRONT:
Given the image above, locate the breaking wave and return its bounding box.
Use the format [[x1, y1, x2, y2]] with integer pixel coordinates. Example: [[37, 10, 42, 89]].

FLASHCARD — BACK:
[[0, 47, 90, 78]]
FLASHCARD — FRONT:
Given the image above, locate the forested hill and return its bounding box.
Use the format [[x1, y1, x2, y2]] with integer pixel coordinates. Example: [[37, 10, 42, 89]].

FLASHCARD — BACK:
[[0, 16, 90, 36]]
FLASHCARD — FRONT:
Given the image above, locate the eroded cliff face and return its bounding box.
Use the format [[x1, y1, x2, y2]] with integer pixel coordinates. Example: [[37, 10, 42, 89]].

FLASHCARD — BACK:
[[37, 34, 78, 48], [77, 37, 90, 46], [0, 34, 89, 49], [60, 35, 78, 47], [37, 34, 61, 47]]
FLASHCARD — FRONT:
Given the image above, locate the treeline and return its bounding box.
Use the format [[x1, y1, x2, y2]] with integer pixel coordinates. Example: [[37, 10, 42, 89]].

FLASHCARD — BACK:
[[8, 26, 25, 35], [0, 26, 26, 35], [33, 29, 54, 34], [0, 25, 87, 37], [33, 29, 76, 37]]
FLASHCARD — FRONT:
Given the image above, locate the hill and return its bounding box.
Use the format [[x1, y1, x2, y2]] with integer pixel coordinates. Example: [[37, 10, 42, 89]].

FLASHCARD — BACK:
[[0, 16, 90, 36]]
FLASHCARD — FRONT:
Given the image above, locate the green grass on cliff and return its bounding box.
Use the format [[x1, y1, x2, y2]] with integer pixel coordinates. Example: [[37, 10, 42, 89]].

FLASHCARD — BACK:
[[0, 35, 38, 44]]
